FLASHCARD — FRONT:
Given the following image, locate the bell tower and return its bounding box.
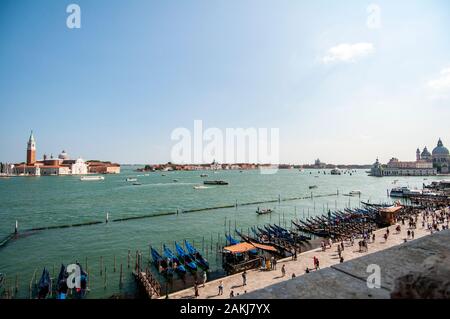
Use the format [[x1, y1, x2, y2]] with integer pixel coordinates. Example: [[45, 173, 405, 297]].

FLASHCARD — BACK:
[[26, 131, 36, 165], [416, 148, 420, 161]]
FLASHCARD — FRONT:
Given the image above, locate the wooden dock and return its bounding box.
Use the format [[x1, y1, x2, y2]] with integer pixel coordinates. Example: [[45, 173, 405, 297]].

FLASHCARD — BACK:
[[133, 269, 161, 299]]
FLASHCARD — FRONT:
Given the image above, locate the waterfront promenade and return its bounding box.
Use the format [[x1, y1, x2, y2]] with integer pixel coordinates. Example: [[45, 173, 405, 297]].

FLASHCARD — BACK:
[[167, 209, 447, 299]]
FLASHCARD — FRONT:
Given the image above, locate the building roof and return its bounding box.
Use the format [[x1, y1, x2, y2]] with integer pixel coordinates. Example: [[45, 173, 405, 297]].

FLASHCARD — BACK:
[[432, 138, 449, 156]]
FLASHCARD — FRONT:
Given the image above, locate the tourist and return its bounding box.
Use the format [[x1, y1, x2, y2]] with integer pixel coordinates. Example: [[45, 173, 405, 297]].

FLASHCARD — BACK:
[[261, 257, 266, 270], [305, 267, 310, 274], [242, 271, 247, 286], [372, 233, 376, 242], [321, 241, 325, 251], [340, 256, 344, 263], [273, 258, 277, 270], [202, 271, 207, 287], [194, 281, 199, 298], [341, 241, 344, 251], [218, 281, 224, 295], [411, 230, 415, 239], [294, 250, 297, 260], [292, 273, 296, 278], [315, 257, 320, 270], [270, 256, 275, 270], [230, 290, 234, 298], [407, 230, 410, 238], [281, 265, 286, 277]]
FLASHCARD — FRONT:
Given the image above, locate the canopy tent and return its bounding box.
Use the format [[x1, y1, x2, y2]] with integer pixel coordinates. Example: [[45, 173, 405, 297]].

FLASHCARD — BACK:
[[379, 206, 403, 213], [223, 242, 277, 254]]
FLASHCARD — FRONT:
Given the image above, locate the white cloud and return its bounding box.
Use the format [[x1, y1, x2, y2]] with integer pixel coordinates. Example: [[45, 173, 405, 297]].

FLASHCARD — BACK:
[[322, 43, 375, 64], [427, 67, 450, 100]]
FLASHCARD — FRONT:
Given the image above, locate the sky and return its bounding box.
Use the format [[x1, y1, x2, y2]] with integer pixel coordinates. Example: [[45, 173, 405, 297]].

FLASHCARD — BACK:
[[0, 0, 449, 165]]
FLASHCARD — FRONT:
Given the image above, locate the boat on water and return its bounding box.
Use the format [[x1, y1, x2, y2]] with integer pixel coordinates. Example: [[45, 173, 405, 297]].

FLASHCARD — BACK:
[[309, 185, 318, 189], [56, 264, 68, 299], [330, 168, 341, 175], [193, 185, 208, 190], [256, 207, 273, 215], [132, 182, 142, 186], [175, 242, 197, 273], [389, 187, 422, 197], [126, 177, 137, 182], [163, 245, 186, 277], [203, 180, 228, 185], [80, 176, 104, 181], [200, 174, 208, 177], [37, 268, 51, 299], [150, 247, 174, 279], [184, 240, 209, 271], [349, 190, 362, 196], [173, 179, 179, 182]]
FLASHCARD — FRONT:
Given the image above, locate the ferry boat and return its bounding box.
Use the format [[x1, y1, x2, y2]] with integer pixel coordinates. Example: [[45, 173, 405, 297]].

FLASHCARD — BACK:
[[80, 176, 105, 181], [389, 187, 422, 197], [203, 180, 228, 185]]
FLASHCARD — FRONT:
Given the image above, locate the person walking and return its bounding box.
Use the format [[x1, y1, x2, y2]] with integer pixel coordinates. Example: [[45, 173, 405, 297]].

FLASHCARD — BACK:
[[218, 281, 224, 296], [194, 281, 199, 298], [242, 271, 247, 286], [411, 230, 415, 239], [270, 256, 275, 270], [273, 258, 277, 270], [229, 290, 234, 298], [315, 257, 320, 270], [281, 265, 286, 277], [202, 271, 207, 287]]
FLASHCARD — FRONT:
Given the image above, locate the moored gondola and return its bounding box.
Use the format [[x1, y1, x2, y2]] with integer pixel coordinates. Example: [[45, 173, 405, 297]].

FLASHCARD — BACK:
[[175, 242, 197, 273], [184, 240, 209, 271]]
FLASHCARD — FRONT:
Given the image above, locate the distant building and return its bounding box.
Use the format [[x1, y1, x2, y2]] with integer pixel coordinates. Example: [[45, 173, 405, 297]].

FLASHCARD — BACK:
[[313, 159, 326, 169], [370, 138, 449, 176], [12, 131, 119, 176]]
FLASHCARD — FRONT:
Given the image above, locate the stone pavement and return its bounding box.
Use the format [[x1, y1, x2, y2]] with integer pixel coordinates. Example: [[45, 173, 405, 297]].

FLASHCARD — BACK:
[[168, 211, 446, 299]]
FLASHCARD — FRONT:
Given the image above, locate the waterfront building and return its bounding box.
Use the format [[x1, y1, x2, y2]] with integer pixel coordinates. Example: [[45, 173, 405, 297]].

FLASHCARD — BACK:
[[12, 131, 120, 176], [313, 159, 326, 169], [370, 138, 449, 176]]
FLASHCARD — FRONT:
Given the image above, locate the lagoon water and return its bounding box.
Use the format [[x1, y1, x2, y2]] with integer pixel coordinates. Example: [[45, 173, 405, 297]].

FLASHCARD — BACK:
[[0, 167, 440, 298]]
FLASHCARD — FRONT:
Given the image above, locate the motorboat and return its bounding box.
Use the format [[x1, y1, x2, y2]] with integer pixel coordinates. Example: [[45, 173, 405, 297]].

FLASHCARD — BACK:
[[80, 176, 104, 181]]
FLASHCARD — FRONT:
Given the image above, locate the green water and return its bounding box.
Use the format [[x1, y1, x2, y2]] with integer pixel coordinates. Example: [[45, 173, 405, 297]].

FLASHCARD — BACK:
[[0, 167, 439, 298]]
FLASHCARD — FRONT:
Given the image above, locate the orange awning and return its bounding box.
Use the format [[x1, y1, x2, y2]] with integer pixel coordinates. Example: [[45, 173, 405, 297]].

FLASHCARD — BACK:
[[380, 206, 403, 213], [223, 242, 277, 254]]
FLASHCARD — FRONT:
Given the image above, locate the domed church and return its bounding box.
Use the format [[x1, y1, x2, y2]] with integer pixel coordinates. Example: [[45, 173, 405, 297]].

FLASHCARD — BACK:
[[431, 138, 449, 174]]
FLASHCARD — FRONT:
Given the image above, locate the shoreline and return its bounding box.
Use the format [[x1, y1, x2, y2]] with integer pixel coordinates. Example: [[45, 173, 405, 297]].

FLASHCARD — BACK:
[[166, 207, 448, 299]]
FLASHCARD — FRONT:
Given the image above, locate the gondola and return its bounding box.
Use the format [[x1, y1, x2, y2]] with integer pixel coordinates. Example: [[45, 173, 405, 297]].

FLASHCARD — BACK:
[[151, 247, 174, 279], [56, 264, 68, 299], [37, 268, 51, 299], [75, 262, 88, 299], [184, 240, 209, 271], [163, 245, 187, 277], [175, 242, 197, 273]]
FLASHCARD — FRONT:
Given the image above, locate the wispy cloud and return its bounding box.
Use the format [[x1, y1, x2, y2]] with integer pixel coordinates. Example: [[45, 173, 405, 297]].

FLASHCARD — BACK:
[[427, 67, 450, 100], [322, 43, 374, 64]]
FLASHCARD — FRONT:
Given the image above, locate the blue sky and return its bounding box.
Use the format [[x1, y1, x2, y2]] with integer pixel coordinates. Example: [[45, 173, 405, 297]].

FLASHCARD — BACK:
[[1, 0, 449, 164]]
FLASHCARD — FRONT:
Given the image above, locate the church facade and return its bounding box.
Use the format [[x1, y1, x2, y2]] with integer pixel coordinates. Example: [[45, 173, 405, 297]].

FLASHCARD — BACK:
[[370, 138, 449, 176]]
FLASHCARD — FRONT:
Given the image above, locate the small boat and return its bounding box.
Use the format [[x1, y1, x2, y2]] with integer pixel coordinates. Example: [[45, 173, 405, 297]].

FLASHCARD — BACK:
[[37, 268, 51, 299], [193, 185, 208, 190], [173, 179, 179, 182], [349, 190, 362, 196], [163, 245, 186, 277], [330, 168, 341, 175], [74, 262, 88, 298], [309, 185, 318, 189], [175, 242, 197, 273], [256, 207, 273, 215], [200, 174, 208, 177], [151, 247, 174, 278], [56, 264, 68, 299], [203, 180, 228, 185], [184, 240, 209, 271], [132, 182, 142, 186], [80, 176, 104, 181], [126, 178, 137, 182]]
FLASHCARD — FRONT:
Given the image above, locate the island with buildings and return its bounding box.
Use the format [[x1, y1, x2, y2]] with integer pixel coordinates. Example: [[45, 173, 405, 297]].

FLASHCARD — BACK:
[[0, 131, 120, 176]]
